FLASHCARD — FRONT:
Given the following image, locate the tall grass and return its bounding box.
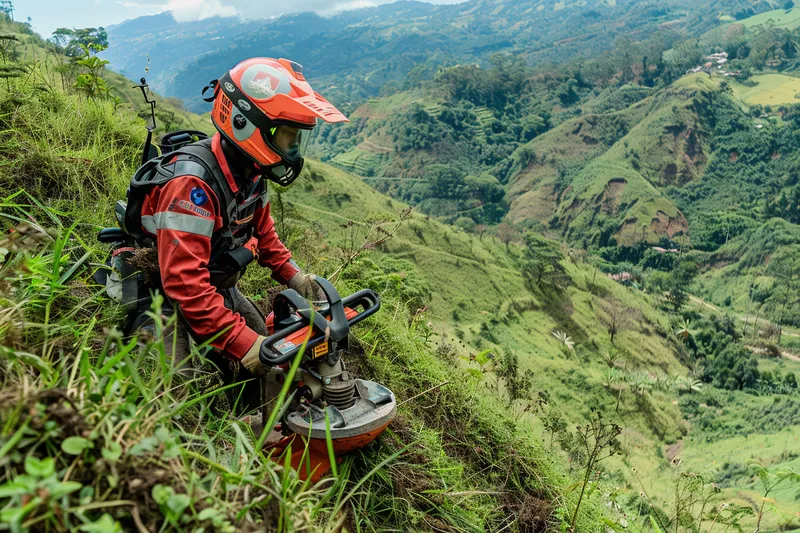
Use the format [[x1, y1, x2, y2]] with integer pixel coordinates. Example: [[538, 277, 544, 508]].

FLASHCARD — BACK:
[[0, 17, 606, 532]]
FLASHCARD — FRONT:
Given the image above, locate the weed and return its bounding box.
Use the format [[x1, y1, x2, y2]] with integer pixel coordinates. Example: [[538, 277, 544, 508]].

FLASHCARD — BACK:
[[569, 409, 621, 531], [748, 461, 800, 531]]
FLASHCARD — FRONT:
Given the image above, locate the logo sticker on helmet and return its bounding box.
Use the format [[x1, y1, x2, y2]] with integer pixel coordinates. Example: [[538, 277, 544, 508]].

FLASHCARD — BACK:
[[233, 115, 247, 129], [240, 64, 290, 101], [224, 81, 236, 93], [237, 99, 251, 111], [248, 70, 280, 98], [190, 187, 208, 207]]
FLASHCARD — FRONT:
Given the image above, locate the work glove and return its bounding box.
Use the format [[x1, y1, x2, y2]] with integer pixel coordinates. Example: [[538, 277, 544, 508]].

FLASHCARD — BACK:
[[288, 271, 325, 302], [242, 335, 267, 376]]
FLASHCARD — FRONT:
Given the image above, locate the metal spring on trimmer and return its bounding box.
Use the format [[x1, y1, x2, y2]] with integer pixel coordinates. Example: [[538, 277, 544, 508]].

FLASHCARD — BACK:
[[323, 371, 356, 410]]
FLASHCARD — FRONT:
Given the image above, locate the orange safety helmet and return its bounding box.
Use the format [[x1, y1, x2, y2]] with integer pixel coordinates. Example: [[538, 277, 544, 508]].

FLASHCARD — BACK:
[[203, 57, 348, 185]]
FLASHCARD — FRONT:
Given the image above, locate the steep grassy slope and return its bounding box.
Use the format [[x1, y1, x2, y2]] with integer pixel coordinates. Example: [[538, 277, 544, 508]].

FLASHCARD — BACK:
[[504, 75, 721, 246], [7, 17, 800, 531], [0, 17, 690, 531], [280, 161, 800, 531], [1, 18, 615, 533]]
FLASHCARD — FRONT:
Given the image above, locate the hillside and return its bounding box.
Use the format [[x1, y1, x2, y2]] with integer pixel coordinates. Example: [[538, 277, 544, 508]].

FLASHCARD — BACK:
[[5, 12, 800, 533], [0, 18, 608, 532], [103, 0, 789, 112]]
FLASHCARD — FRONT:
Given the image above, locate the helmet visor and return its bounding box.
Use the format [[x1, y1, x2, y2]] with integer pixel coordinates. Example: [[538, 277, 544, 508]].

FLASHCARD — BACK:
[[264, 124, 311, 163]]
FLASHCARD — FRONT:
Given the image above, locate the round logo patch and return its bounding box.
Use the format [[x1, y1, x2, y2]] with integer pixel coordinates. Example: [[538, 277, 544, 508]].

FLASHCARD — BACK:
[[224, 81, 236, 93], [190, 187, 208, 207], [237, 99, 252, 111], [239, 64, 291, 101]]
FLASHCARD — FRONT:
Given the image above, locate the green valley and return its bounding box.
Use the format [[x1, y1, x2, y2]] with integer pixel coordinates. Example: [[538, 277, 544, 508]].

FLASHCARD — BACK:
[[5, 0, 800, 531]]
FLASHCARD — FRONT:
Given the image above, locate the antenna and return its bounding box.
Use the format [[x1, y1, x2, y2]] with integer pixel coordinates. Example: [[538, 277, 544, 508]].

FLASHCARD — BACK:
[[133, 77, 158, 164]]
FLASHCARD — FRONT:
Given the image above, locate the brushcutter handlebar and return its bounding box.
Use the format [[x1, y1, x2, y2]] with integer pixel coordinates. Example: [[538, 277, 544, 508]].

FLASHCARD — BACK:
[[259, 277, 380, 366]]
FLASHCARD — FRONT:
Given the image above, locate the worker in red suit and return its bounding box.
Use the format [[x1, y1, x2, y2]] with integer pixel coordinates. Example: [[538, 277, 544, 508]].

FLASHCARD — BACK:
[[122, 57, 348, 413]]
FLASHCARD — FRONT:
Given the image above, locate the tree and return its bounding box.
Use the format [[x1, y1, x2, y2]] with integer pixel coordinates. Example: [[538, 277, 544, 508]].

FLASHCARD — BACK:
[[665, 261, 698, 311], [556, 78, 579, 106], [519, 114, 547, 141], [0, 1, 13, 19], [520, 233, 567, 291], [495, 222, 519, 250], [464, 173, 504, 205], [599, 298, 633, 345], [750, 281, 774, 337], [703, 344, 759, 390], [50, 27, 108, 57]]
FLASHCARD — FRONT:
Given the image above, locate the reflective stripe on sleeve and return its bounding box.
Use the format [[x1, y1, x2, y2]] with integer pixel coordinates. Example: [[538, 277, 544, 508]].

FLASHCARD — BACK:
[[153, 212, 214, 237], [142, 215, 157, 235]]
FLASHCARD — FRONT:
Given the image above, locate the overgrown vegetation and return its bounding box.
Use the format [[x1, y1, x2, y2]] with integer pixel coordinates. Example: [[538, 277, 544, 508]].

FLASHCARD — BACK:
[[7, 0, 800, 530], [0, 14, 612, 532]]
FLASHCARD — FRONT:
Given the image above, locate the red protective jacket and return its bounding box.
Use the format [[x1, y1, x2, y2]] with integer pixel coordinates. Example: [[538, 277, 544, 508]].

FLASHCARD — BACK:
[[140, 133, 299, 359]]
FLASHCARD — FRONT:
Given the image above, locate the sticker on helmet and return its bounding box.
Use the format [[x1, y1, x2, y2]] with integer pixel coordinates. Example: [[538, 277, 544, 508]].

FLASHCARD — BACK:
[[240, 64, 290, 100], [231, 109, 256, 141], [237, 99, 251, 111], [249, 72, 279, 97], [224, 81, 236, 93], [190, 187, 208, 207], [233, 115, 247, 129]]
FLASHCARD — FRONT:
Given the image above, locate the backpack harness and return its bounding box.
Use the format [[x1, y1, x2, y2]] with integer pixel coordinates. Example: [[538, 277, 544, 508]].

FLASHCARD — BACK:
[[124, 137, 267, 256], [98, 137, 268, 299]]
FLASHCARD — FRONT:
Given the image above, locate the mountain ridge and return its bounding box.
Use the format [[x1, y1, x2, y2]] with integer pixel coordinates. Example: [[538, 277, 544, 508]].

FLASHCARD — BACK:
[[104, 0, 789, 112]]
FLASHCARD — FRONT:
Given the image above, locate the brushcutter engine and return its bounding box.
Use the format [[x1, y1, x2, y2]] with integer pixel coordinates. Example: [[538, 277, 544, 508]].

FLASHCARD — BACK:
[[259, 278, 396, 479]]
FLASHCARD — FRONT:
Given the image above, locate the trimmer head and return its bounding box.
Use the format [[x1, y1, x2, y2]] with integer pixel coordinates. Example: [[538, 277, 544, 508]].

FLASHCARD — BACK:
[[285, 379, 396, 447]]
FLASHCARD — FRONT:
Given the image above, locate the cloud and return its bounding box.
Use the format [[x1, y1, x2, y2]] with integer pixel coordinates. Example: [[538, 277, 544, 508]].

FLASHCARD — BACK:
[[166, 0, 238, 22], [149, 0, 466, 24], [116, 0, 164, 9], [318, 1, 378, 16]]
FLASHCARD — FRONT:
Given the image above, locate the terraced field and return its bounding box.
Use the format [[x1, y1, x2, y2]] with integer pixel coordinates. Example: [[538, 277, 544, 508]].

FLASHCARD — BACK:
[[330, 147, 386, 175]]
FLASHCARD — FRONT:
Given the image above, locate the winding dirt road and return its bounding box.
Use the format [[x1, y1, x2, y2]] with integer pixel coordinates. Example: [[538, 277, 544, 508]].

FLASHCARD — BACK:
[[688, 296, 800, 362]]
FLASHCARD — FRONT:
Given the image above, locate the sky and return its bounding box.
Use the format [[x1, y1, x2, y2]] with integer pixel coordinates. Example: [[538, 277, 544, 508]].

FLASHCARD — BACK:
[[17, 0, 464, 39]]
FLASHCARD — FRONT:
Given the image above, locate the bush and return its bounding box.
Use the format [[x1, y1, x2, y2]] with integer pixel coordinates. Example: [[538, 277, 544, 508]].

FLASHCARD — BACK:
[[703, 344, 759, 390]]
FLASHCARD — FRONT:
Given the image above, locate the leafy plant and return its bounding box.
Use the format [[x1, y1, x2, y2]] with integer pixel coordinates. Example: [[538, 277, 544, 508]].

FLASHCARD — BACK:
[[569, 409, 622, 532], [552, 330, 575, 357], [632, 469, 753, 532], [748, 461, 800, 530], [72, 43, 113, 101], [493, 350, 535, 408], [0, 456, 83, 530]]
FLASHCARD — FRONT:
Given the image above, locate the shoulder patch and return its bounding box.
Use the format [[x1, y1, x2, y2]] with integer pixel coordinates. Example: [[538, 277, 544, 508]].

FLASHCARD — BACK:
[[190, 187, 209, 206]]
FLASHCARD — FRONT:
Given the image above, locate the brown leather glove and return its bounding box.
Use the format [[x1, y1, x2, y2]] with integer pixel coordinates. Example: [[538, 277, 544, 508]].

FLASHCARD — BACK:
[[288, 271, 325, 302], [241, 336, 267, 376]]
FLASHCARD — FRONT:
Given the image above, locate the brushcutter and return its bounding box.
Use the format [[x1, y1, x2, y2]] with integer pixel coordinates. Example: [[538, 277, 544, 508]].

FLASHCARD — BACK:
[[259, 277, 396, 480]]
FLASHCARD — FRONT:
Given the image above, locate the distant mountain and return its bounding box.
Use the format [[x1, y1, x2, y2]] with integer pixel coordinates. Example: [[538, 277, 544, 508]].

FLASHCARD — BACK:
[[105, 0, 786, 112]]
